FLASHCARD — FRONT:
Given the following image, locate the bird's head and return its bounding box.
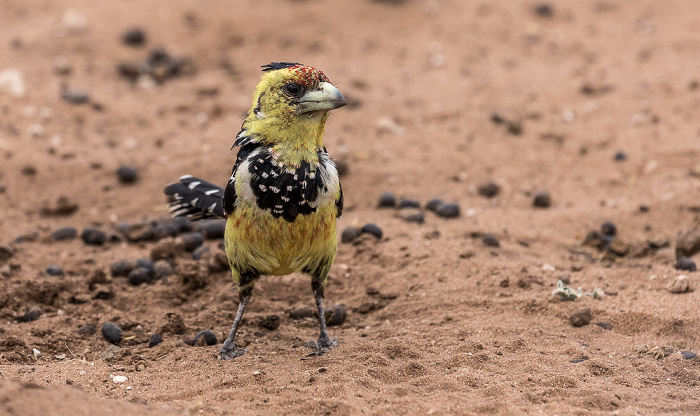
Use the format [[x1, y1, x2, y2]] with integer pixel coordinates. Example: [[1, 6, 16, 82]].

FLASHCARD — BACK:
[[242, 62, 346, 150]]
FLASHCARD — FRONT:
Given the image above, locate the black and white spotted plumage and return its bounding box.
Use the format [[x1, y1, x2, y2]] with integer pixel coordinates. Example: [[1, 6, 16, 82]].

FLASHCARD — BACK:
[[164, 175, 225, 220]]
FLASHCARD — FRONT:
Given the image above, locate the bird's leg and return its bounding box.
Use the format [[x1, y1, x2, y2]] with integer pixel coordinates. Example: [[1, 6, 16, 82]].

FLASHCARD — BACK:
[[310, 280, 338, 355], [219, 282, 254, 360]]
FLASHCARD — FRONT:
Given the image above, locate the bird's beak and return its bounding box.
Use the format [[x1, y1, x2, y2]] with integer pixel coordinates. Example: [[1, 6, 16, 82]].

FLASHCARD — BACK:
[[298, 82, 346, 113]]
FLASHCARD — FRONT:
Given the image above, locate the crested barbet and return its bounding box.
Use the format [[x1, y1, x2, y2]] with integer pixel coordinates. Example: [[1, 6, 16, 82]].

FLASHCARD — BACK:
[[164, 62, 346, 360]]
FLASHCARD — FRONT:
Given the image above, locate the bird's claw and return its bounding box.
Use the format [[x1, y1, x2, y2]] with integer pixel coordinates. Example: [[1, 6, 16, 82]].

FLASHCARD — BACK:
[[305, 337, 338, 357], [218, 340, 248, 360]]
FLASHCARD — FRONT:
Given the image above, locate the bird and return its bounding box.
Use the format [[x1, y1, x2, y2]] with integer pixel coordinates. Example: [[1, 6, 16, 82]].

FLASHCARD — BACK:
[[164, 62, 346, 360]]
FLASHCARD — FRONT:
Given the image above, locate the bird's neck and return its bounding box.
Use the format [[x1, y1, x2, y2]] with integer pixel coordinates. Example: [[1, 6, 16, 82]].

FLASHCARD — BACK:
[[244, 113, 328, 165]]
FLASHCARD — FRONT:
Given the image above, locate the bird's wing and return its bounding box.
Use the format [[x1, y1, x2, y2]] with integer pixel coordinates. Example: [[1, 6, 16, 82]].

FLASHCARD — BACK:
[[164, 175, 225, 219]]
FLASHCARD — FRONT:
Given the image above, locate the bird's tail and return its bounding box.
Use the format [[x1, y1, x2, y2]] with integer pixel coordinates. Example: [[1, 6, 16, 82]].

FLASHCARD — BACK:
[[163, 175, 226, 220]]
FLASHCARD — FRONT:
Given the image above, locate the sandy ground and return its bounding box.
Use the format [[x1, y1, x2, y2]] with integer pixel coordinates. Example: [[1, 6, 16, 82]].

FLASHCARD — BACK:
[[1, 0, 700, 414]]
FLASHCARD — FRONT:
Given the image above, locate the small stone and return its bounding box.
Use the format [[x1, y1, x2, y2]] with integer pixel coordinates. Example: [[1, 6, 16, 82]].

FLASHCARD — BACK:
[[51, 226, 77, 241], [675, 257, 697, 272], [116, 165, 139, 184], [181, 232, 204, 251], [398, 198, 420, 209], [601, 221, 617, 237], [198, 220, 226, 239], [81, 228, 106, 245], [99, 344, 122, 360], [192, 330, 217, 346], [136, 258, 155, 275], [112, 375, 128, 383], [53, 57, 72, 76], [0, 69, 26, 97], [397, 209, 425, 224], [148, 333, 163, 348], [341, 227, 362, 243], [425, 198, 444, 212], [110, 260, 134, 277], [154, 260, 173, 279], [41, 196, 79, 216], [595, 322, 613, 330], [61, 89, 90, 104], [17, 309, 41, 323], [569, 308, 592, 327], [101, 322, 123, 344], [361, 223, 383, 239], [122, 28, 146, 46], [377, 192, 396, 208], [78, 324, 97, 335], [290, 307, 314, 320], [122, 222, 157, 242], [532, 191, 552, 208], [154, 222, 180, 239], [325, 305, 347, 326], [681, 351, 697, 360], [613, 151, 627, 161], [0, 245, 13, 261], [478, 182, 500, 198], [482, 234, 500, 248], [192, 245, 210, 260], [45, 265, 64, 276], [128, 268, 152, 285], [258, 315, 281, 331], [676, 227, 700, 258], [436, 203, 460, 218], [534, 3, 554, 18], [667, 275, 690, 294]]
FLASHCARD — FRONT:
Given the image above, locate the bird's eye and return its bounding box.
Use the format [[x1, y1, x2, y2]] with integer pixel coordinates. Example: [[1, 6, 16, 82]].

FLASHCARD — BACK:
[[283, 83, 305, 98]]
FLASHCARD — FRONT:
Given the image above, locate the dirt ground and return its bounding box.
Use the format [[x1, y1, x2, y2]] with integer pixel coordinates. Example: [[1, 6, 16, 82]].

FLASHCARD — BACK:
[[1, 0, 700, 414]]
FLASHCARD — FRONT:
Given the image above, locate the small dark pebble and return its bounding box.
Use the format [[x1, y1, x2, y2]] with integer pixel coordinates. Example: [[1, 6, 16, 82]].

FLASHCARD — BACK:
[[154, 260, 173, 279], [51, 226, 77, 241], [61, 89, 90, 105], [199, 220, 226, 239], [192, 245, 210, 260], [17, 309, 41, 323], [595, 322, 613, 330], [570, 358, 588, 364], [101, 322, 123, 344], [148, 333, 163, 348], [116, 165, 139, 184], [325, 305, 347, 326], [154, 222, 180, 239], [569, 308, 592, 327], [600, 221, 617, 237], [172, 216, 193, 233], [478, 182, 501, 198], [482, 234, 500, 248], [0, 245, 13, 260], [398, 198, 421, 209], [192, 329, 217, 346], [181, 232, 204, 251], [77, 324, 97, 336], [258, 315, 281, 331], [135, 258, 155, 276], [402, 211, 425, 224], [425, 198, 444, 212], [638, 205, 650, 213], [122, 222, 157, 242], [81, 228, 106, 245], [613, 151, 627, 162], [45, 265, 64, 276], [361, 223, 383, 239], [13, 233, 38, 244], [675, 257, 697, 272], [110, 260, 134, 277], [532, 191, 552, 208], [377, 192, 396, 208], [122, 27, 146, 47], [341, 227, 362, 244], [93, 290, 113, 300], [681, 351, 697, 360], [534, 3, 554, 17], [128, 268, 152, 285], [436, 203, 460, 218], [290, 307, 314, 320]]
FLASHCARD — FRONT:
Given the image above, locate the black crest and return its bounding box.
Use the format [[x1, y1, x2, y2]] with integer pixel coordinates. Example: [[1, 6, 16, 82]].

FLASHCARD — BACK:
[[261, 62, 303, 72]]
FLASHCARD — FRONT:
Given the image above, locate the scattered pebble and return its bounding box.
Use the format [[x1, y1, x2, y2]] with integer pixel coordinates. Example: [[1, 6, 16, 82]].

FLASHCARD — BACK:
[[53, 57, 72, 76], [81, 227, 106, 245], [569, 308, 592, 327], [397, 209, 425, 224], [0, 69, 26, 97], [675, 257, 697, 272], [192, 245, 210, 260], [41, 196, 79, 216], [595, 322, 613, 330], [325, 305, 347, 326], [110, 260, 134, 277], [101, 322, 123, 344], [435, 203, 460, 218], [122, 27, 146, 47], [0, 245, 14, 261], [199, 220, 226, 239], [601, 221, 617, 237], [377, 192, 396, 208], [112, 375, 128, 384], [667, 275, 690, 294], [361, 223, 383, 239], [99, 345, 122, 360], [482, 234, 500, 248], [61, 89, 90, 105], [192, 329, 217, 346], [116, 165, 139, 184], [121, 222, 157, 242], [532, 191, 551, 208], [17, 309, 41, 323], [51, 226, 77, 241], [341, 227, 362, 243], [45, 265, 64, 276], [675, 227, 700, 258], [681, 351, 697, 360], [148, 333, 163, 348], [570, 358, 587, 364], [478, 182, 500, 198], [128, 268, 152, 285], [534, 3, 554, 17], [425, 198, 444, 212], [181, 232, 205, 251], [258, 315, 281, 331], [290, 307, 314, 320], [77, 324, 96, 336], [154, 260, 173, 279], [398, 198, 420, 209], [613, 151, 628, 162]]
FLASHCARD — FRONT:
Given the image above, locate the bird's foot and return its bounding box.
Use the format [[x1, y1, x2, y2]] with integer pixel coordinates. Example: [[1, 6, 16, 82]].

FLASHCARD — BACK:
[[305, 337, 338, 357], [218, 340, 247, 361]]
